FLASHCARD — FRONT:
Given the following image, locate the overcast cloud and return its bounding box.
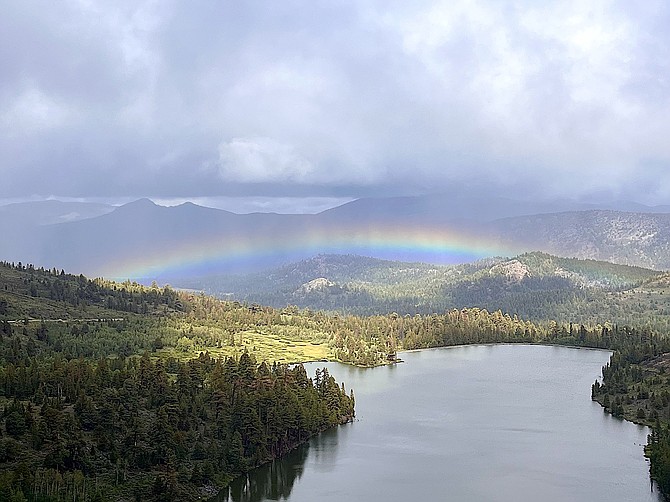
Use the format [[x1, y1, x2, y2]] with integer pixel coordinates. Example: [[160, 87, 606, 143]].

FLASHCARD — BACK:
[[1, 0, 670, 206]]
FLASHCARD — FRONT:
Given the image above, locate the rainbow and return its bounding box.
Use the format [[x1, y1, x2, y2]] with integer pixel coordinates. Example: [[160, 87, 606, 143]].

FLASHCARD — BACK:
[[102, 223, 522, 280]]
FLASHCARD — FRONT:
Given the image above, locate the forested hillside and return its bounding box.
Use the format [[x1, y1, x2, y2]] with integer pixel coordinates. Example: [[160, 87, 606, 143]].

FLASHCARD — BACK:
[[0, 352, 354, 501], [179, 252, 666, 327], [4, 260, 670, 500], [0, 263, 355, 501], [0, 260, 183, 320]]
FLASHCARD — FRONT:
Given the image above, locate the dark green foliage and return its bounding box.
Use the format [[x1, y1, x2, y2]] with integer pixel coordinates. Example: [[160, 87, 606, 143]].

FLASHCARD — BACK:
[[0, 261, 358, 500], [2, 400, 32, 440], [590, 337, 670, 499], [179, 252, 662, 325], [4, 258, 670, 500], [648, 425, 670, 496], [0, 260, 183, 320], [0, 353, 353, 501]]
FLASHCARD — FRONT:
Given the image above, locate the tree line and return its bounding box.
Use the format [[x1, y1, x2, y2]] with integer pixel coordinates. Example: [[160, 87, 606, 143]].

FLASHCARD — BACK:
[[589, 333, 670, 498], [4, 260, 670, 499], [0, 351, 354, 501]]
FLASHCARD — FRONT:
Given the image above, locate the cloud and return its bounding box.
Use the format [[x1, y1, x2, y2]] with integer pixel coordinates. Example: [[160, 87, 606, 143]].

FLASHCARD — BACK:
[[1, 84, 75, 135], [217, 137, 314, 183], [0, 1, 669, 204]]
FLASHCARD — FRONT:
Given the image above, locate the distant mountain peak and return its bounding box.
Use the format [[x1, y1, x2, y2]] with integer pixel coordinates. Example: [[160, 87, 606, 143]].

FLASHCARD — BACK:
[[125, 198, 157, 207]]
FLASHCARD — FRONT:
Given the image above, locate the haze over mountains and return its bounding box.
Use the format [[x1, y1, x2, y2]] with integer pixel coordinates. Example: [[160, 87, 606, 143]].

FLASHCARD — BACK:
[[178, 252, 668, 324], [1, 194, 670, 282]]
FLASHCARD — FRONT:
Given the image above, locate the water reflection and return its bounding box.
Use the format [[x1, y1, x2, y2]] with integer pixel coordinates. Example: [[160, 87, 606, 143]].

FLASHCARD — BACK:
[[215, 442, 309, 501], [214, 346, 661, 502]]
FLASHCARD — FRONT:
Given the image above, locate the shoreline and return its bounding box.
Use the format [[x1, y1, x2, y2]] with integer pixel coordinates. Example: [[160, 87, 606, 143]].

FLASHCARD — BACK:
[[399, 340, 613, 355], [206, 413, 355, 500], [288, 341, 614, 369], [219, 343, 656, 500]]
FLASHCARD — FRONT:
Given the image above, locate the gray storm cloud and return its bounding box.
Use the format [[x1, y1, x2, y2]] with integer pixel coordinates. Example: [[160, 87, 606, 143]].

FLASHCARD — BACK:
[[1, 0, 669, 203]]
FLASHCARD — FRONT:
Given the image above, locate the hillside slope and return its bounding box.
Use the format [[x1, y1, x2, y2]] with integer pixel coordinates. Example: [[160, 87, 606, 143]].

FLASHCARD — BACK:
[[178, 252, 665, 325], [491, 210, 670, 269]]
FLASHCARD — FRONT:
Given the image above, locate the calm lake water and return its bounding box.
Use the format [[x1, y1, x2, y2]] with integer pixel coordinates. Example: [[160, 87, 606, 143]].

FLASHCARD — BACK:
[[218, 344, 662, 501]]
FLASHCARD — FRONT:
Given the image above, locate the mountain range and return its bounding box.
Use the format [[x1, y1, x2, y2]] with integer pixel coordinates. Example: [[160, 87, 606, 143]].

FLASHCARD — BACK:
[[1, 195, 669, 281], [177, 252, 670, 324]]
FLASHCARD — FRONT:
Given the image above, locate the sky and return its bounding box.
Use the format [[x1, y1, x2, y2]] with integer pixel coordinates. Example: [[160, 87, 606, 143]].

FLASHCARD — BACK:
[[1, 0, 670, 212]]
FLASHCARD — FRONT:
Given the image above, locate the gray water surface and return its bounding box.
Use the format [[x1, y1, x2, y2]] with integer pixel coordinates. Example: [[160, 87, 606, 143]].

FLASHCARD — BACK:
[[220, 344, 661, 501]]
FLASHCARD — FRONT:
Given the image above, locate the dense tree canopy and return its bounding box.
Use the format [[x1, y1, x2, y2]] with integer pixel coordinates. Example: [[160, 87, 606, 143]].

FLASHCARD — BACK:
[[0, 352, 354, 501], [3, 260, 670, 500]]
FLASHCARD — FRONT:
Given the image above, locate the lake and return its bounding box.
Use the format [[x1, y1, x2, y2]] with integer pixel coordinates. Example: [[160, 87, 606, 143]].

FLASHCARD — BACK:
[[217, 344, 661, 501]]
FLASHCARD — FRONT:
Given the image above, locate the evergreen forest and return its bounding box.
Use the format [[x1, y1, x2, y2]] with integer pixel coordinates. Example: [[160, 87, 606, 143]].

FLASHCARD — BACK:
[[3, 259, 670, 500]]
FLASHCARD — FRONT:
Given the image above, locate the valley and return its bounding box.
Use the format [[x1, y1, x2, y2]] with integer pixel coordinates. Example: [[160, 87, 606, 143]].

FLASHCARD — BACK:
[[3, 248, 670, 499], [5, 3, 670, 499], [3, 200, 670, 501]]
